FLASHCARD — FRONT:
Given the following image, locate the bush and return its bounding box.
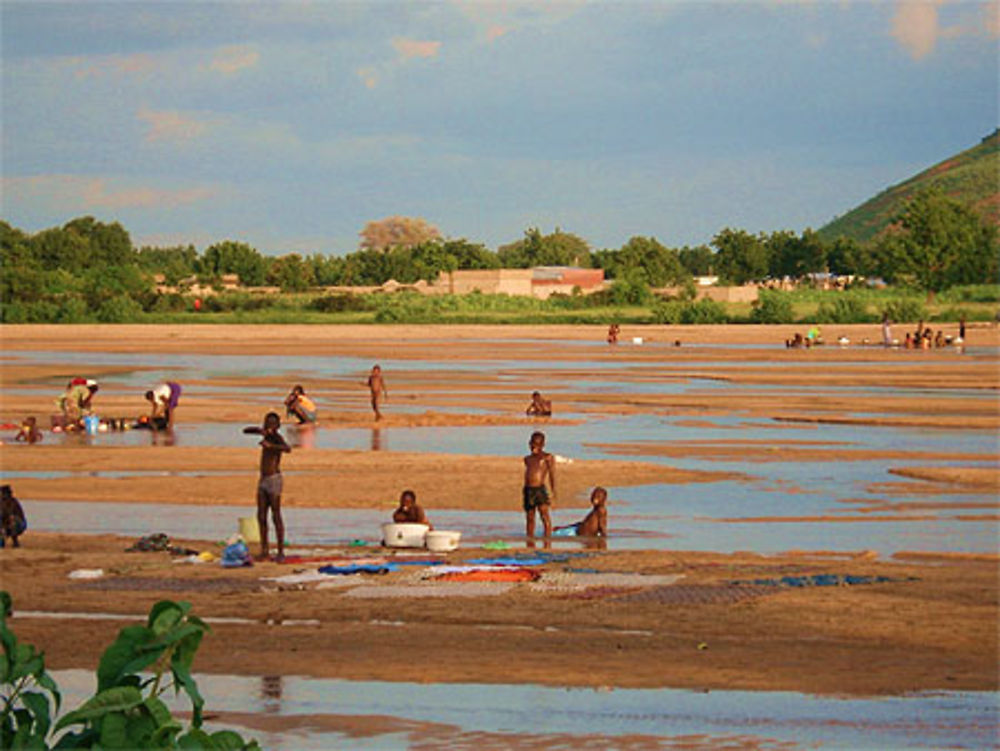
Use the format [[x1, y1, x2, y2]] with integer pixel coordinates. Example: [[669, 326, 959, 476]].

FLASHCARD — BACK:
[[815, 295, 871, 324], [880, 298, 926, 324], [751, 290, 795, 324], [938, 284, 1000, 304], [651, 301, 683, 324], [308, 294, 371, 313], [56, 296, 91, 323], [96, 295, 144, 323], [680, 298, 728, 324]]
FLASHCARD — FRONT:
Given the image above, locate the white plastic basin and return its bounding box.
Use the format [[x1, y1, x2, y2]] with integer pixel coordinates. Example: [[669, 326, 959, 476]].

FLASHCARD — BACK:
[[381, 522, 429, 548], [425, 530, 461, 552]]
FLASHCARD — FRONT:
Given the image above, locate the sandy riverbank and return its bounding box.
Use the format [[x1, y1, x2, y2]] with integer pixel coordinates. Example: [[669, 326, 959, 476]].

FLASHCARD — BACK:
[[1, 323, 998, 698]]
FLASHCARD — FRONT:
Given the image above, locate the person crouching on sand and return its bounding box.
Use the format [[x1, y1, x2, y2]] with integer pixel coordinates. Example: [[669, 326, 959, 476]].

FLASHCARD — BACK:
[[523, 431, 556, 539], [1, 485, 27, 549], [243, 412, 291, 562], [15, 417, 42, 444], [392, 489, 432, 529], [284, 384, 318, 424]]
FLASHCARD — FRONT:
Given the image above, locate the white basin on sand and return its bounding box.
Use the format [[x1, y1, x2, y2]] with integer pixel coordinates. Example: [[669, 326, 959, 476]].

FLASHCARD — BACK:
[[381, 522, 429, 548], [425, 530, 461, 552]]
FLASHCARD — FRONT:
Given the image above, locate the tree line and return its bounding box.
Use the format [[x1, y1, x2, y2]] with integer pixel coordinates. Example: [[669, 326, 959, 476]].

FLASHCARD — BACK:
[[1, 188, 995, 322]]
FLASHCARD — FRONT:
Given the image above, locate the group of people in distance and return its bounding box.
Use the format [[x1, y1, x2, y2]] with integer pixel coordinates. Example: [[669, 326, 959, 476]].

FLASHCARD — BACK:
[[903, 319, 964, 350]]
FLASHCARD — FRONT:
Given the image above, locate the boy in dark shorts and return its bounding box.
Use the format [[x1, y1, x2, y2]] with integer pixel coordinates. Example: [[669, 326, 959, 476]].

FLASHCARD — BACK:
[[243, 412, 291, 561], [523, 431, 556, 538], [366, 365, 387, 421], [1, 485, 27, 548]]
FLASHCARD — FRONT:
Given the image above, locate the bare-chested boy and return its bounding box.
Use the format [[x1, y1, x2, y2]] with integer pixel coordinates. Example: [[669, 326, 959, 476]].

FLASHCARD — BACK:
[[555, 486, 608, 537], [523, 431, 556, 538], [392, 489, 433, 529], [366, 365, 388, 421], [243, 412, 291, 561]]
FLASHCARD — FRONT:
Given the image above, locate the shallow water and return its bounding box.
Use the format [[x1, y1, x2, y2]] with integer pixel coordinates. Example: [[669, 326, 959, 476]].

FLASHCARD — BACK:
[[5, 346, 998, 556], [46, 670, 998, 750]]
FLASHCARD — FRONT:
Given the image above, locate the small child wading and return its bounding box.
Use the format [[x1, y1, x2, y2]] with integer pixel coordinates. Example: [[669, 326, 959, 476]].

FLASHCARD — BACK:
[[1, 485, 27, 549], [243, 412, 291, 561], [522, 431, 556, 538]]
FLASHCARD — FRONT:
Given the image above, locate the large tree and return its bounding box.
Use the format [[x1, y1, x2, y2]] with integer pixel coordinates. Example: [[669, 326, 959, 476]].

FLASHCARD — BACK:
[[712, 228, 769, 284], [875, 188, 999, 296], [597, 236, 686, 287], [200, 241, 268, 286], [497, 228, 591, 268], [359, 216, 441, 252]]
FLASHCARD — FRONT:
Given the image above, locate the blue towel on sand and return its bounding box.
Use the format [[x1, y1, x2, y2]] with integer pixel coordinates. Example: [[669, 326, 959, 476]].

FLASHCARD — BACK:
[[318, 563, 399, 575]]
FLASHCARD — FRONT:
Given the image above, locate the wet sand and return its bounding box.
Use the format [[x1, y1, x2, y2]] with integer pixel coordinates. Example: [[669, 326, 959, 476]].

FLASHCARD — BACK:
[[1, 324, 998, 698], [5, 533, 997, 696]]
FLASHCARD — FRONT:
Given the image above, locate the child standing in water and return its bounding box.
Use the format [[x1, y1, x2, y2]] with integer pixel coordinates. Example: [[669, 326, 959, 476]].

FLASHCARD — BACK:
[[366, 365, 388, 421], [243, 412, 291, 561], [522, 431, 556, 539]]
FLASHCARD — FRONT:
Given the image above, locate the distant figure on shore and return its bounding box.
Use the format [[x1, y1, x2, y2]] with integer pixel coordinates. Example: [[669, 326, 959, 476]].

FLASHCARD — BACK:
[[15, 417, 42, 444], [959, 315, 966, 341], [145, 381, 182, 430], [881, 313, 892, 348], [554, 486, 608, 538], [904, 332, 913, 349], [366, 365, 388, 421], [607, 323, 620, 345], [392, 489, 432, 529], [284, 384, 318, 424], [243, 412, 291, 562], [1, 485, 26, 549], [934, 330, 944, 348], [786, 333, 805, 348], [523, 431, 556, 539], [526, 391, 552, 417]]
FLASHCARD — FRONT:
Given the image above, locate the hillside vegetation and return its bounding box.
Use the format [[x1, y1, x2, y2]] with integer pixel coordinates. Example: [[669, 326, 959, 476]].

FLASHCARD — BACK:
[[820, 130, 999, 244]]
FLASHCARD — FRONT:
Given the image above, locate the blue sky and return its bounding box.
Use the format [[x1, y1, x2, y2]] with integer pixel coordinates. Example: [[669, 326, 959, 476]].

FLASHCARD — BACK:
[[2, 1, 997, 256]]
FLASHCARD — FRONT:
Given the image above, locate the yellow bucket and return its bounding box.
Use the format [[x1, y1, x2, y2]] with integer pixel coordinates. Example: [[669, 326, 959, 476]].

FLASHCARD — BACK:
[[238, 516, 260, 543]]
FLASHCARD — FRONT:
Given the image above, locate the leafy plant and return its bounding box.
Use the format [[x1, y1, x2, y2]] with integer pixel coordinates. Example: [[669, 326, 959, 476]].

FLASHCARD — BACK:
[[1, 591, 62, 749], [1, 593, 259, 750], [815, 294, 871, 324], [751, 290, 795, 324]]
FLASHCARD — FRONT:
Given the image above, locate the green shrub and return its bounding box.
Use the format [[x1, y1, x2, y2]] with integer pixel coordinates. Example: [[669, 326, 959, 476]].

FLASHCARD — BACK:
[[880, 298, 926, 324], [96, 295, 144, 323], [308, 294, 371, 313], [751, 290, 795, 324], [815, 295, 871, 323], [680, 298, 728, 324], [651, 301, 683, 324], [938, 284, 1000, 304], [56, 297, 92, 323]]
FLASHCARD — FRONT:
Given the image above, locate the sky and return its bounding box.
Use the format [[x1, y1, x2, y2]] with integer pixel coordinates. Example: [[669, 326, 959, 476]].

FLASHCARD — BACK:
[[2, 1, 997, 257]]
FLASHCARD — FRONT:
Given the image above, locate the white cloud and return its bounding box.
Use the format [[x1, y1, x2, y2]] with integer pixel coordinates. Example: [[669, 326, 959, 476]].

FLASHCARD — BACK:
[[889, 0, 997, 60]]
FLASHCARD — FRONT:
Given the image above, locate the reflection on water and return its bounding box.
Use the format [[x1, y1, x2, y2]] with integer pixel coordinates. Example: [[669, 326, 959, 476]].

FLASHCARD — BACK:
[[47, 670, 997, 751]]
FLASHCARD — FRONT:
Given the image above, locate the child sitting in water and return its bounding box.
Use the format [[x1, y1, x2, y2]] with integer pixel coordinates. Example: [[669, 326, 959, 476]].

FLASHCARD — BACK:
[[525, 391, 552, 417], [554, 486, 608, 537], [15, 417, 42, 444], [392, 489, 432, 529], [1, 485, 27, 548]]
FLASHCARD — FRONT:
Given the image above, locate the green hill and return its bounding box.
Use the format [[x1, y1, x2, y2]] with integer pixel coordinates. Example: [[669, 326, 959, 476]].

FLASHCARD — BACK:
[[819, 129, 999, 244]]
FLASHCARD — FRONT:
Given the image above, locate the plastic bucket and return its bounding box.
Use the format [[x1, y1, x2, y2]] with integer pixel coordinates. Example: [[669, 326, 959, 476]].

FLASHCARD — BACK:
[[426, 530, 462, 552], [83, 415, 100, 435], [238, 517, 260, 543]]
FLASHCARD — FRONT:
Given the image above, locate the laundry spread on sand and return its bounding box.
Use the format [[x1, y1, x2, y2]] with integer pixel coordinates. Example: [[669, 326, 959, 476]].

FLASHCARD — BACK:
[[68, 568, 104, 579], [434, 568, 539, 583], [343, 583, 514, 599], [318, 562, 399, 575], [465, 556, 548, 567]]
